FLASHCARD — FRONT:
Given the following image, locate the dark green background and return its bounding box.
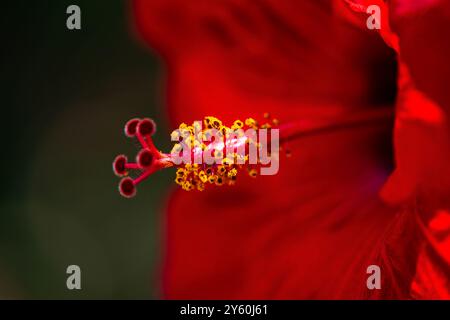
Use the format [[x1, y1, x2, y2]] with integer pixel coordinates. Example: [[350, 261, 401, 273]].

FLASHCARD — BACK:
[[1, 1, 171, 298]]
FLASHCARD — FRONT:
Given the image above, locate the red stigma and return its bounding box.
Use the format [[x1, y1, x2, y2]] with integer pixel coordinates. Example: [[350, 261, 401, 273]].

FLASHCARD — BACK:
[[136, 149, 154, 168], [113, 155, 127, 176], [119, 177, 136, 198], [137, 118, 156, 136], [124, 118, 140, 137], [113, 117, 174, 198]]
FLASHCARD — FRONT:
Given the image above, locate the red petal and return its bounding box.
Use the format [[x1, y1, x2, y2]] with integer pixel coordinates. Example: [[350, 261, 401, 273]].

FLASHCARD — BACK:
[[133, 0, 450, 298], [335, 0, 399, 50], [390, 0, 450, 113], [133, 0, 396, 127], [163, 127, 399, 299]]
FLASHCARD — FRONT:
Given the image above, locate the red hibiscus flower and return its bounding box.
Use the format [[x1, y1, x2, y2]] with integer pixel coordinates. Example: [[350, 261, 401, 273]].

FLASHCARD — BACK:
[[116, 0, 450, 299]]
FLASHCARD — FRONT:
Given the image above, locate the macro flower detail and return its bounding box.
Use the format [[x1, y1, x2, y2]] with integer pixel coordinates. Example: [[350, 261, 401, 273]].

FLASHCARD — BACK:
[[113, 114, 282, 196], [113, 108, 393, 197]]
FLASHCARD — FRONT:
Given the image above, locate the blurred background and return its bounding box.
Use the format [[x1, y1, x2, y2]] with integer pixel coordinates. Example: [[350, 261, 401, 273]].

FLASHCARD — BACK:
[[1, 0, 171, 298]]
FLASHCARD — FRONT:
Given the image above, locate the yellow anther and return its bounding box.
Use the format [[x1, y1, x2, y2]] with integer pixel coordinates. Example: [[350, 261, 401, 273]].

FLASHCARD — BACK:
[[213, 122, 221, 130], [215, 176, 224, 186], [245, 118, 255, 126], [248, 169, 258, 178], [199, 170, 208, 183], [222, 158, 233, 166], [227, 168, 237, 178], [186, 181, 196, 191], [234, 119, 243, 127], [197, 183, 205, 191], [204, 116, 222, 130], [231, 119, 244, 130], [245, 118, 258, 129], [169, 114, 280, 191], [217, 165, 226, 175]]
